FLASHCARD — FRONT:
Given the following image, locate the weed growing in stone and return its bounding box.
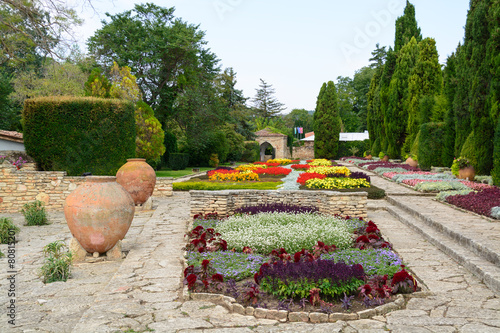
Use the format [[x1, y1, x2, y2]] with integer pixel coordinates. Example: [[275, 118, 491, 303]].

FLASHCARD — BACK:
[[0, 217, 20, 243], [21, 200, 49, 226], [39, 240, 72, 283]]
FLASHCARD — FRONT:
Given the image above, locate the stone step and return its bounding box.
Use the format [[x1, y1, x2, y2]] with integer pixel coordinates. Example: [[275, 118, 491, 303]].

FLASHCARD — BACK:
[[382, 201, 500, 295], [386, 196, 500, 267]]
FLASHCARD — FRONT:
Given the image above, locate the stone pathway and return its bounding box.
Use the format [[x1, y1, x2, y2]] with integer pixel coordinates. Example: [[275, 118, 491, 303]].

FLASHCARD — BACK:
[[1, 186, 499, 332]]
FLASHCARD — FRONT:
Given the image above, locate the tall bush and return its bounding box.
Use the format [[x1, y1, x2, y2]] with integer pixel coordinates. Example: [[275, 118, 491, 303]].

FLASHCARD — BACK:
[[460, 131, 478, 170], [241, 141, 260, 162], [23, 96, 136, 175], [417, 122, 444, 170]]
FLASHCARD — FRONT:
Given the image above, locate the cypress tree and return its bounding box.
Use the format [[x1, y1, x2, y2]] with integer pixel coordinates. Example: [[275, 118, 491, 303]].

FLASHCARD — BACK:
[[394, 0, 422, 53], [493, 118, 500, 185], [314, 81, 341, 159], [386, 37, 419, 158], [442, 52, 458, 166], [405, 38, 443, 152], [379, 48, 397, 154]]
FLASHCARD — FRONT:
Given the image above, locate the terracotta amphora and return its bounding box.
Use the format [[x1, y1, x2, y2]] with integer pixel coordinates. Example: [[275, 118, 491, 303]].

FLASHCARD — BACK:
[[116, 158, 156, 205]]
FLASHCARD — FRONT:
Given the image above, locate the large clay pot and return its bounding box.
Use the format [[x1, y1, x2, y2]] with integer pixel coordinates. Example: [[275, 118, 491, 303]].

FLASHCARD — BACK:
[[64, 176, 135, 254], [406, 157, 418, 168], [116, 158, 156, 205], [458, 166, 475, 181]]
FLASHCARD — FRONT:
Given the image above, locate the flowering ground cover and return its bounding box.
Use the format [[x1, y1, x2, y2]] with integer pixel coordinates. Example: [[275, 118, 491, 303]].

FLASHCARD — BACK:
[[341, 156, 500, 219], [184, 206, 418, 313]]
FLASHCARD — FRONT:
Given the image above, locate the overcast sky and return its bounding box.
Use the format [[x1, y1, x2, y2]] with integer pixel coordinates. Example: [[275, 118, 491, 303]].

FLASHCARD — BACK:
[[71, 0, 470, 113]]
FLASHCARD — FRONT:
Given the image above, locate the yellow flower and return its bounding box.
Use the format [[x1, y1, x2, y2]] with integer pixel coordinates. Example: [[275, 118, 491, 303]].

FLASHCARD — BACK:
[[267, 158, 292, 165], [308, 159, 332, 166], [209, 171, 259, 182], [236, 164, 267, 172], [305, 177, 370, 189]]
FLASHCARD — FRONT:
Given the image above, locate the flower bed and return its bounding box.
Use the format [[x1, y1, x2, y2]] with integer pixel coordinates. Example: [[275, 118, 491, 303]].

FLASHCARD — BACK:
[[253, 167, 292, 176], [445, 187, 500, 218], [307, 166, 351, 176], [184, 206, 417, 314], [297, 172, 326, 186], [209, 170, 260, 182], [305, 178, 370, 190], [291, 164, 310, 170]]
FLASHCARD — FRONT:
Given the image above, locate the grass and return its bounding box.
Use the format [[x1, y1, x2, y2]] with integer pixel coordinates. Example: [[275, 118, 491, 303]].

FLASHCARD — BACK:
[[156, 167, 214, 178], [173, 181, 281, 191]]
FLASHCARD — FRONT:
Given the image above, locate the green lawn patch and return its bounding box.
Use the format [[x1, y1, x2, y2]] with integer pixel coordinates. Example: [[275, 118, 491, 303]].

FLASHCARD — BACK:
[[173, 181, 281, 191]]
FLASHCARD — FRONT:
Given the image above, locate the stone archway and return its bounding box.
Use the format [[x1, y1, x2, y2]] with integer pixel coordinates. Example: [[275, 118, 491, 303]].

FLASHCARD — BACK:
[[254, 129, 289, 161], [259, 141, 275, 162]]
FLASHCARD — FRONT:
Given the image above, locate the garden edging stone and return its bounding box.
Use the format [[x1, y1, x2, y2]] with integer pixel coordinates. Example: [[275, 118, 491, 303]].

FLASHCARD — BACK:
[[185, 290, 405, 323]]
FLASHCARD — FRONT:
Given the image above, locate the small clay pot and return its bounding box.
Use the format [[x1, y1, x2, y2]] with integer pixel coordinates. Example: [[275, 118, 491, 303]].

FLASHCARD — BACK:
[[365, 155, 372, 160], [458, 166, 475, 181], [406, 157, 418, 168], [116, 158, 156, 205], [64, 176, 135, 254], [382, 155, 389, 162]]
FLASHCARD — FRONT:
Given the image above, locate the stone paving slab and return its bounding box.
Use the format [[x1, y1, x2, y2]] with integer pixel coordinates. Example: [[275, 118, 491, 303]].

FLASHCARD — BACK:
[[1, 191, 499, 332]]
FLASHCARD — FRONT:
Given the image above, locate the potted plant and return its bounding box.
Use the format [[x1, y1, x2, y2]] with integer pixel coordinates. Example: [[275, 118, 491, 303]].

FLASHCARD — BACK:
[[454, 157, 475, 181], [379, 151, 389, 162], [363, 150, 372, 160], [405, 154, 418, 168]]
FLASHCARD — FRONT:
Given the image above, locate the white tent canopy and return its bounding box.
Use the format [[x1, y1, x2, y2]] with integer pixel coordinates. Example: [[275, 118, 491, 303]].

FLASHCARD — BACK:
[[301, 130, 369, 142]]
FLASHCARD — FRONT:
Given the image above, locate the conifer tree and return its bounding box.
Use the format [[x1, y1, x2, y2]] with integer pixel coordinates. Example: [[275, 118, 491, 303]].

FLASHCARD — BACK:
[[314, 81, 342, 159], [251, 79, 285, 119], [405, 38, 443, 151], [442, 52, 458, 166], [378, 48, 398, 154], [394, 1, 422, 53], [386, 37, 419, 157]]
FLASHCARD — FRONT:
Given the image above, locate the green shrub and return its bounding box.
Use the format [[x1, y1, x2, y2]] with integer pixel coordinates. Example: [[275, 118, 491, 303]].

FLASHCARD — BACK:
[[337, 140, 370, 158], [493, 118, 500, 186], [0, 217, 19, 244], [414, 181, 468, 192], [378, 151, 385, 159], [23, 96, 136, 175], [241, 141, 260, 162], [169, 153, 189, 170], [335, 185, 386, 199], [39, 240, 72, 283], [460, 131, 478, 170], [21, 201, 49, 226], [417, 122, 445, 170], [173, 181, 280, 191], [371, 138, 381, 156], [160, 130, 178, 169], [185, 130, 229, 166], [410, 130, 420, 158]]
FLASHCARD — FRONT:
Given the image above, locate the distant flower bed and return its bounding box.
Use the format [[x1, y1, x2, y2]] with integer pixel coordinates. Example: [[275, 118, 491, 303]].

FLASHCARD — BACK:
[[236, 164, 266, 172], [291, 164, 310, 170], [307, 166, 351, 176], [266, 158, 293, 165], [297, 172, 326, 186], [253, 167, 291, 176], [306, 177, 370, 190], [307, 159, 332, 166], [209, 171, 260, 182]]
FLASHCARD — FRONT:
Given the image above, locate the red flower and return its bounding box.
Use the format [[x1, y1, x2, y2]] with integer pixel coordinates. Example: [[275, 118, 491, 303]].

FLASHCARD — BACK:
[[356, 235, 370, 243], [366, 226, 379, 233], [184, 265, 194, 277], [202, 279, 209, 289], [202, 259, 210, 270], [368, 234, 380, 240], [294, 252, 302, 262], [186, 274, 197, 289], [212, 273, 224, 282]]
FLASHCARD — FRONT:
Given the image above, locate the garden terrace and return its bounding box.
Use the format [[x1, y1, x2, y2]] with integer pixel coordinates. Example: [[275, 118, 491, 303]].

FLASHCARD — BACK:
[[189, 190, 367, 218]]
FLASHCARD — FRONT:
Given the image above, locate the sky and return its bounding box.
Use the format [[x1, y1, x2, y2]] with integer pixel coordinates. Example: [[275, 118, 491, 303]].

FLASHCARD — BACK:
[[71, 0, 470, 114]]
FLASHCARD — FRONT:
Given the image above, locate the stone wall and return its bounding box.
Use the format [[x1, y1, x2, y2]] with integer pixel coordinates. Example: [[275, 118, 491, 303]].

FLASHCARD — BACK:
[[292, 142, 314, 160], [190, 190, 367, 218], [0, 162, 173, 213]]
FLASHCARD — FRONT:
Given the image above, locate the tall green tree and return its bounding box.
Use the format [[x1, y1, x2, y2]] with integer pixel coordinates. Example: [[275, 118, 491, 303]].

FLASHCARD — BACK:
[[405, 37, 443, 151], [352, 66, 375, 131], [314, 81, 341, 159], [335, 76, 358, 132], [251, 79, 285, 119], [394, 0, 422, 53], [0, 0, 82, 67], [442, 51, 458, 165], [386, 37, 419, 157], [283, 108, 314, 134], [88, 3, 219, 128]]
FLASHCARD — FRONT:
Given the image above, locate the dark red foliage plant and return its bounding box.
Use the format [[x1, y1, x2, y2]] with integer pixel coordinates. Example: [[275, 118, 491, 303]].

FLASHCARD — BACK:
[[391, 265, 417, 293], [446, 187, 500, 218]]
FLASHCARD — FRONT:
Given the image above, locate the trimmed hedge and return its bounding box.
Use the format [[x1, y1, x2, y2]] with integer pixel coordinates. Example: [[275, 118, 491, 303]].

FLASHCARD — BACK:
[[169, 153, 189, 170], [417, 122, 444, 171], [23, 96, 135, 176]]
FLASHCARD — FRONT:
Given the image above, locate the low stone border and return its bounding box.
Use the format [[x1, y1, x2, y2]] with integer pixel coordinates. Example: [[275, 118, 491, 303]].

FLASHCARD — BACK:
[[183, 289, 406, 323]]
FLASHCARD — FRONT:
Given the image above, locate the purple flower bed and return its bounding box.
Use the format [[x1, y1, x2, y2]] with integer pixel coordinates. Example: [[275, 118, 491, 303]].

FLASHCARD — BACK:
[[234, 203, 319, 215], [255, 260, 364, 285], [446, 187, 500, 218], [361, 162, 420, 172]]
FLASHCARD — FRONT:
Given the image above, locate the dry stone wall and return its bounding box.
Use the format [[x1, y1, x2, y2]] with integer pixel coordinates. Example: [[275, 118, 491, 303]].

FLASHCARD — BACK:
[[190, 190, 367, 218], [0, 162, 173, 213]]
